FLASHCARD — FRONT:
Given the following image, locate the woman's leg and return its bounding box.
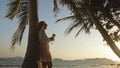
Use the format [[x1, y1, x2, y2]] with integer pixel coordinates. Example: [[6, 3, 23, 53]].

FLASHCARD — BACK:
[[48, 61, 52, 68], [42, 62, 47, 68]]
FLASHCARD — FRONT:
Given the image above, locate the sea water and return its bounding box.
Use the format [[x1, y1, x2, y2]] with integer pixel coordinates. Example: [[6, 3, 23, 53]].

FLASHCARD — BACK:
[[0, 60, 118, 68]]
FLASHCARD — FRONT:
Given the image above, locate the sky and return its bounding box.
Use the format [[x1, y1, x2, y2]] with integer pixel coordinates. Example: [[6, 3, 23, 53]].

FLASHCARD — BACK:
[[0, 0, 120, 61]]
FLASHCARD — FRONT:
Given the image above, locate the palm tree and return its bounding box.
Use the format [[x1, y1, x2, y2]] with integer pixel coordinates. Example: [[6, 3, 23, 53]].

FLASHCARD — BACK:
[[22, 0, 40, 68], [6, 0, 40, 68], [83, 0, 120, 58], [53, 0, 120, 58]]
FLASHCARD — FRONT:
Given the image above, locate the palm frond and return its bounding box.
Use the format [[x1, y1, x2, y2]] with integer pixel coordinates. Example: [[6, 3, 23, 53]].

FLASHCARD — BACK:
[[53, 0, 60, 17], [56, 16, 75, 23], [59, 0, 77, 12], [53, 0, 59, 13], [5, 0, 23, 19], [10, 18, 27, 50], [5, 0, 29, 50], [75, 25, 85, 38], [56, 0, 94, 37], [65, 22, 79, 35]]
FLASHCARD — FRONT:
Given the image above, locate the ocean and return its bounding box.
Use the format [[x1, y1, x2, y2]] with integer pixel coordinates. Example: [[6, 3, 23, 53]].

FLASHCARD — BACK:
[[0, 61, 119, 68], [0, 57, 119, 68]]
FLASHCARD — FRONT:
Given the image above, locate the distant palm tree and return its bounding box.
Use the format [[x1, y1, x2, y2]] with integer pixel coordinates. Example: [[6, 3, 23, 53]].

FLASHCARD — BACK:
[[6, 0, 40, 68], [53, 0, 120, 58]]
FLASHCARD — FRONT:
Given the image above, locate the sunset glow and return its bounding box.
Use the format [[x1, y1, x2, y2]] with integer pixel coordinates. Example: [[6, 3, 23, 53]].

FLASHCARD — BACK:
[[0, 0, 120, 62]]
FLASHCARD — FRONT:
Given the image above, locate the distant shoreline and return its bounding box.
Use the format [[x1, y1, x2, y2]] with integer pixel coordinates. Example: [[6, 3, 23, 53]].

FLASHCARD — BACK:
[[0, 65, 21, 67]]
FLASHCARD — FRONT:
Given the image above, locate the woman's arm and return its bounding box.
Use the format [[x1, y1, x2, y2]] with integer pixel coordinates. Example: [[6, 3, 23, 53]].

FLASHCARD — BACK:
[[39, 30, 49, 43], [48, 34, 56, 41], [39, 30, 55, 43]]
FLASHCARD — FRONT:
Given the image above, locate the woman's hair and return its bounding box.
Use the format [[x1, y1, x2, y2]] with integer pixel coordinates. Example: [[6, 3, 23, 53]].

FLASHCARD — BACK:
[[37, 21, 47, 31]]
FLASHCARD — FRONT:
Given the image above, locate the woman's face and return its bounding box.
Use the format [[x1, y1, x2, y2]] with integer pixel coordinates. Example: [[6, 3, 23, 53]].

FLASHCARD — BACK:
[[42, 24, 47, 30]]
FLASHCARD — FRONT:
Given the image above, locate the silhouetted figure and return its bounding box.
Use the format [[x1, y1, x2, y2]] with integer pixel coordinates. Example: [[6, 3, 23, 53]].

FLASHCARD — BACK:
[[38, 21, 56, 68]]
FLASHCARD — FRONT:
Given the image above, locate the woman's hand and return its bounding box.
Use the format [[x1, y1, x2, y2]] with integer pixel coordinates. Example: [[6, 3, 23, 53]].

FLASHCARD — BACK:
[[50, 34, 56, 41]]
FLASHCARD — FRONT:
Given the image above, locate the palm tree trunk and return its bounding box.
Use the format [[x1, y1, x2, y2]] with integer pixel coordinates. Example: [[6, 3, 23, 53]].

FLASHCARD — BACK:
[[22, 0, 41, 68], [84, 0, 120, 58]]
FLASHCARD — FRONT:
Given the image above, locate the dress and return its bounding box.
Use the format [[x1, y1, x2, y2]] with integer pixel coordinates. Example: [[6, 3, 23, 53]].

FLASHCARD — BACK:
[[39, 29, 52, 63]]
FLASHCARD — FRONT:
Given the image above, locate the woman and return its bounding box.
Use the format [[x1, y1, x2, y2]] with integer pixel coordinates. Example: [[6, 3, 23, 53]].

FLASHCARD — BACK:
[[38, 21, 55, 68]]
